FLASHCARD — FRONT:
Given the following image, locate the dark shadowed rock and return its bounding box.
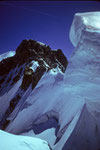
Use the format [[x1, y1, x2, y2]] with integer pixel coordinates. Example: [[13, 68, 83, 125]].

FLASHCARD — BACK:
[[56, 49, 68, 71], [0, 39, 68, 130]]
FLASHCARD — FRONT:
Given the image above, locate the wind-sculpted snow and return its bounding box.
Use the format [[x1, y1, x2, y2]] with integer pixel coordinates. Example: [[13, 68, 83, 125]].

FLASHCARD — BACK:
[[1, 12, 100, 150], [6, 71, 84, 150], [70, 12, 100, 47], [63, 12, 100, 150], [0, 130, 51, 150]]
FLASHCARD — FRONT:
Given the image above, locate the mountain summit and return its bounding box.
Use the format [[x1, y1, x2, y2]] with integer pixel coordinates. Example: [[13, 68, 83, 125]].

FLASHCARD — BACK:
[[0, 39, 68, 131]]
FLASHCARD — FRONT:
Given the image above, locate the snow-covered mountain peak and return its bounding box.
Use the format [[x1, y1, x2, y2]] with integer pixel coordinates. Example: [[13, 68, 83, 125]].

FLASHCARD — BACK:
[[0, 39, 68, 131]]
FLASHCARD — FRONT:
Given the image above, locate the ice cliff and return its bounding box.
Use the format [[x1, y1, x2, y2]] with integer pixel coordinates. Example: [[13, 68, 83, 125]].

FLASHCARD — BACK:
[[63, 12, 100, 150]]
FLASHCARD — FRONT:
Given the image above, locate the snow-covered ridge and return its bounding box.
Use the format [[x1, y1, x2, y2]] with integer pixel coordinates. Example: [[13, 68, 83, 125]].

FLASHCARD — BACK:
[[0, 51, 15, 62], [37, 41, 45, 46], [0, 39, 68, 132]]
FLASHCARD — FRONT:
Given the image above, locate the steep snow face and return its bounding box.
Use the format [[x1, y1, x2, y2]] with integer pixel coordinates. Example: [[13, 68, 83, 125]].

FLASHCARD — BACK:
[[0, 130, 51, 150], [70, 12, 100, 47], [6, 70, 84, 150], [62, 12, 100, 150], [0, 51, 15, 61], [66, 11, 100, 96], [68, 12, 100, 73]]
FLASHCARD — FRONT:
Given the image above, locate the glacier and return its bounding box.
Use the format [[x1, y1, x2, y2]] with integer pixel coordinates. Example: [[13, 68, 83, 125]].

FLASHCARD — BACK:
[[0, 12, 100, 150]]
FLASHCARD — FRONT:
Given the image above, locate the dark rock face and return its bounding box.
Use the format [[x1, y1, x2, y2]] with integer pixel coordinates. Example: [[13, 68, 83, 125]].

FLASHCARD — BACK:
[[0, 94, 21, 130], [56, 49, 67, 71], [0, 57, 15, 76], [21, 66, 34, 90], [0, 39, 68, 90], [0, 39, 68, 130]]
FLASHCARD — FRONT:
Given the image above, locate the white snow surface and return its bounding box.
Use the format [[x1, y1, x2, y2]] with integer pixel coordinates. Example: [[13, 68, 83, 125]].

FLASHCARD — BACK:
[[30, 61, 39, 72], [78, 12, 100, 29], [6, 70, 85, 150], [0, 51, 15, 62], [37, 41, 45, 46], [70, 11, 100, 47], [0, 130, 50, 150], [21, 128, 56, 148]]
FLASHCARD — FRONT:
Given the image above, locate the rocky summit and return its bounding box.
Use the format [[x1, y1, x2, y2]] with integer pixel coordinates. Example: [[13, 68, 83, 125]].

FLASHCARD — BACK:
[[0, 39, 68, 131], [0, 39, 68, 91]]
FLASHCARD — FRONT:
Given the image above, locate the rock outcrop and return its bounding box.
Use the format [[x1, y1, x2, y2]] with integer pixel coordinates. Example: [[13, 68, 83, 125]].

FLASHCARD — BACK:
[[0, 39, 68, 92], [0, 39, 68, 130]]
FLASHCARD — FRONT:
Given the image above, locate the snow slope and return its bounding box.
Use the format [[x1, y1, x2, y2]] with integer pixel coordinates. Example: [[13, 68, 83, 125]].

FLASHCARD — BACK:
[[6, 71, 84, 150], [0, 51, 15, 62], [0, 130, 51, 150]]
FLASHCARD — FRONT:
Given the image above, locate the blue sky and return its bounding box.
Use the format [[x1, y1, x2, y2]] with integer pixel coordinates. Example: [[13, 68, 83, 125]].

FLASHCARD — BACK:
[[0, 1, 100, 59]]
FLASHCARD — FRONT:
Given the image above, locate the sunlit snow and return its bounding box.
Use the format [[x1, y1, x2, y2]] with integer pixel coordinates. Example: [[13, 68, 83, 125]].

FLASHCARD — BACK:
[[30, 61, 39, 72], [0, 51, 15, 62], [0, 130, 50, 150], [77, 12, 100, 29]]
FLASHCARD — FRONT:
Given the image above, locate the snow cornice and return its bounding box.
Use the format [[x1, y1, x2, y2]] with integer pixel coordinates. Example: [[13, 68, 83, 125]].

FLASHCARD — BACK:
[[69, 12, 100, 47]]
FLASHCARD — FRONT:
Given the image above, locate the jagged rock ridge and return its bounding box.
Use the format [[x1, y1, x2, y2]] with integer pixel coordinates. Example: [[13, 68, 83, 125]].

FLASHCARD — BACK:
[[0, 39, 68, 131], [0, 39, 67, 91]]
